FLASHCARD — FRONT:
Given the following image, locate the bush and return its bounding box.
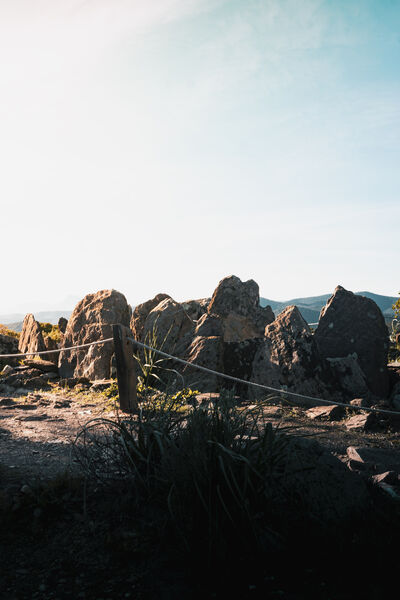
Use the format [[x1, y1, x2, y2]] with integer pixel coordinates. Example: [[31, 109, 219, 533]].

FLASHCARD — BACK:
[[72, 392, 293, 567], [0, 324, 19, 339], [39, 322, 62, 343]]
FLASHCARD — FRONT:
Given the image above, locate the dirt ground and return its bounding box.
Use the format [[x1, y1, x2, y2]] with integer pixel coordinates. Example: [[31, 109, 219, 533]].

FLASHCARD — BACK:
[[1, 385, 400, 489]]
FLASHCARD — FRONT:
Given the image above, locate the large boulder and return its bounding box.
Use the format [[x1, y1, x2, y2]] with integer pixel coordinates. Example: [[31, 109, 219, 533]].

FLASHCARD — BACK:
[[0, 334, 19, 369], [183, 336, 223, 391], [130, 293, 171, 341], [142, 297, 195, 357], [251, 306, 331, 403], [207, 275, 274, 341], [59, 289, 131, 380], [18, 314, 46, 358], [315, 286, 389, 397]]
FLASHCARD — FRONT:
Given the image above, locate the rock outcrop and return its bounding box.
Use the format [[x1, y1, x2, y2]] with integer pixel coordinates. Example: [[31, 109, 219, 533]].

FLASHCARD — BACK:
[[0, 334, 19, 369], [18, 314, 46, 358], [130, 293, 171, 341], [58, 317, 68, 334], [59, 289, 131, 380], [315, 286, 389, 397], [142, 297, 195, 357], [251, 306, 331, 403], [208, 275, 274, 341]]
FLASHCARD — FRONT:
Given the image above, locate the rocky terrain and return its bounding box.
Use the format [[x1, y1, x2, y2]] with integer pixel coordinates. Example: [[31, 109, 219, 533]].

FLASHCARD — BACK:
[[1, 275, 400, 599]]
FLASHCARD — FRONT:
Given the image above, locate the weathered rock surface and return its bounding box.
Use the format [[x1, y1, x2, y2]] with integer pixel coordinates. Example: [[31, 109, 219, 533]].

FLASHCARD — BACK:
[[325, 355, 370, 399], [315, 286, 389, 397], [183, 336, 223, 391], [142, 297, 195, 357], [23, 359, 58, 373], [43, 336, 59, 364], [345, 413, 377, 432], [305, 404, 345, 421], [208, 275, 274, 340], [347, 446, 400, 474], [0, 334, 19, 368], [130, 293, 171, 341], [59, 289, 131, 380], [194, 313, 223, 338], [251, 306, 330, 403], [58, 317, 68, 334], [18, 314, 46, 358]]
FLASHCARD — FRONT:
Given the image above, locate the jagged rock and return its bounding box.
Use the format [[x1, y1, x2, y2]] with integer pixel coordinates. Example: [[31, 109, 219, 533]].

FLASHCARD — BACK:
[[305, 404, 345, 421], [222, 338, 262, 395], [183, 336, 223, 391], [59, 289, 131, 380], [350, 397, 372, 408], [315, 286, 389, 397], [347, 446, 400, 473], [345, 413, 377, 431], [58, 317, 68, 334], [43, 336, 59, 365], [181, 299, 209, 322], [208, 275, 274, 340], [23, 359, 58, 373], [130, 293, 171, 341], [142, 297, 195, 357], [325, 355, 370, 399], [371, 471, 399, 486], [1, 365, 15, 376], [195, 313, 223, 338], [18, 314, 46, 358], [251, 306, 330, 404]]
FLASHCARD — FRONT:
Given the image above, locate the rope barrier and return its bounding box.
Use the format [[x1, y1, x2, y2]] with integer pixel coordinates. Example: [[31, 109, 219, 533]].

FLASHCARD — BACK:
[[0, 338, 113, 359], [1, 331, 398, 417], [129, 337, 400, 417]]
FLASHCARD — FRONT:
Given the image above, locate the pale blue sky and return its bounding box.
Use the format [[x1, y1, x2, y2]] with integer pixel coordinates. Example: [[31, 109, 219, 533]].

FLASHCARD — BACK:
[[1, 0, 399, 313]]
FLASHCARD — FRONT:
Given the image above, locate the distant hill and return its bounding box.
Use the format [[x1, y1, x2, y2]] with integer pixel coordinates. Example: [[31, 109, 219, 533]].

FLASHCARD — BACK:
[[0, 310, 72, 331], [260, 291, 398, 324]]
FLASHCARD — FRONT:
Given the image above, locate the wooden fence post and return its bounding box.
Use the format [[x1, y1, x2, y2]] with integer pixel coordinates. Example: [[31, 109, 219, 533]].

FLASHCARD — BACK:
[[112, 324, 138, 413]]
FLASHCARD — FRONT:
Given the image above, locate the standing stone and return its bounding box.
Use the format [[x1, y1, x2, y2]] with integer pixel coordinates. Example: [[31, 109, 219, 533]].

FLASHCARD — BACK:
[[251, 306, 331, 403], [183, 336, 223, 391], [315, 286, 389, 397], [18, 314, 46, 358], [130, 293, 171, 341], [207, 275, 274, 342], [58, 317, 68, 334], [59, 290, 131, 380], [142, 297, 195, 357]]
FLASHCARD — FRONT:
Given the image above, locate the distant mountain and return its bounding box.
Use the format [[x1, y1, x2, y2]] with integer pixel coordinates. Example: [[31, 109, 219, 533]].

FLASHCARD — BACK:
[[0, 310, 72, 330], [260, 291, 398, 324]]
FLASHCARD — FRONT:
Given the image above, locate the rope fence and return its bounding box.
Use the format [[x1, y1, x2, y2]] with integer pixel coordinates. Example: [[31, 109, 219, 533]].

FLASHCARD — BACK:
[[0, 333, 399, 417]]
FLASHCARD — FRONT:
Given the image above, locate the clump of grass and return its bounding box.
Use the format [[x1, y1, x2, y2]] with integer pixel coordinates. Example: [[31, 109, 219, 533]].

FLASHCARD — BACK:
[[72, 392, 295, 571]]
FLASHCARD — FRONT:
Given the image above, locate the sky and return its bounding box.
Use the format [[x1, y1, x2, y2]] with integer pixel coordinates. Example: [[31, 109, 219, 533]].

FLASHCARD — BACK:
[[0, 0, 399, 314]]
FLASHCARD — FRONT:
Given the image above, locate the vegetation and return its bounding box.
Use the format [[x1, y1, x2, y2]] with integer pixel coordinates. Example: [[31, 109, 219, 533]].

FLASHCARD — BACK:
[[39, 322, 62, 343], [393, 292, 400, 320], [0, 323, 20, 339]]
